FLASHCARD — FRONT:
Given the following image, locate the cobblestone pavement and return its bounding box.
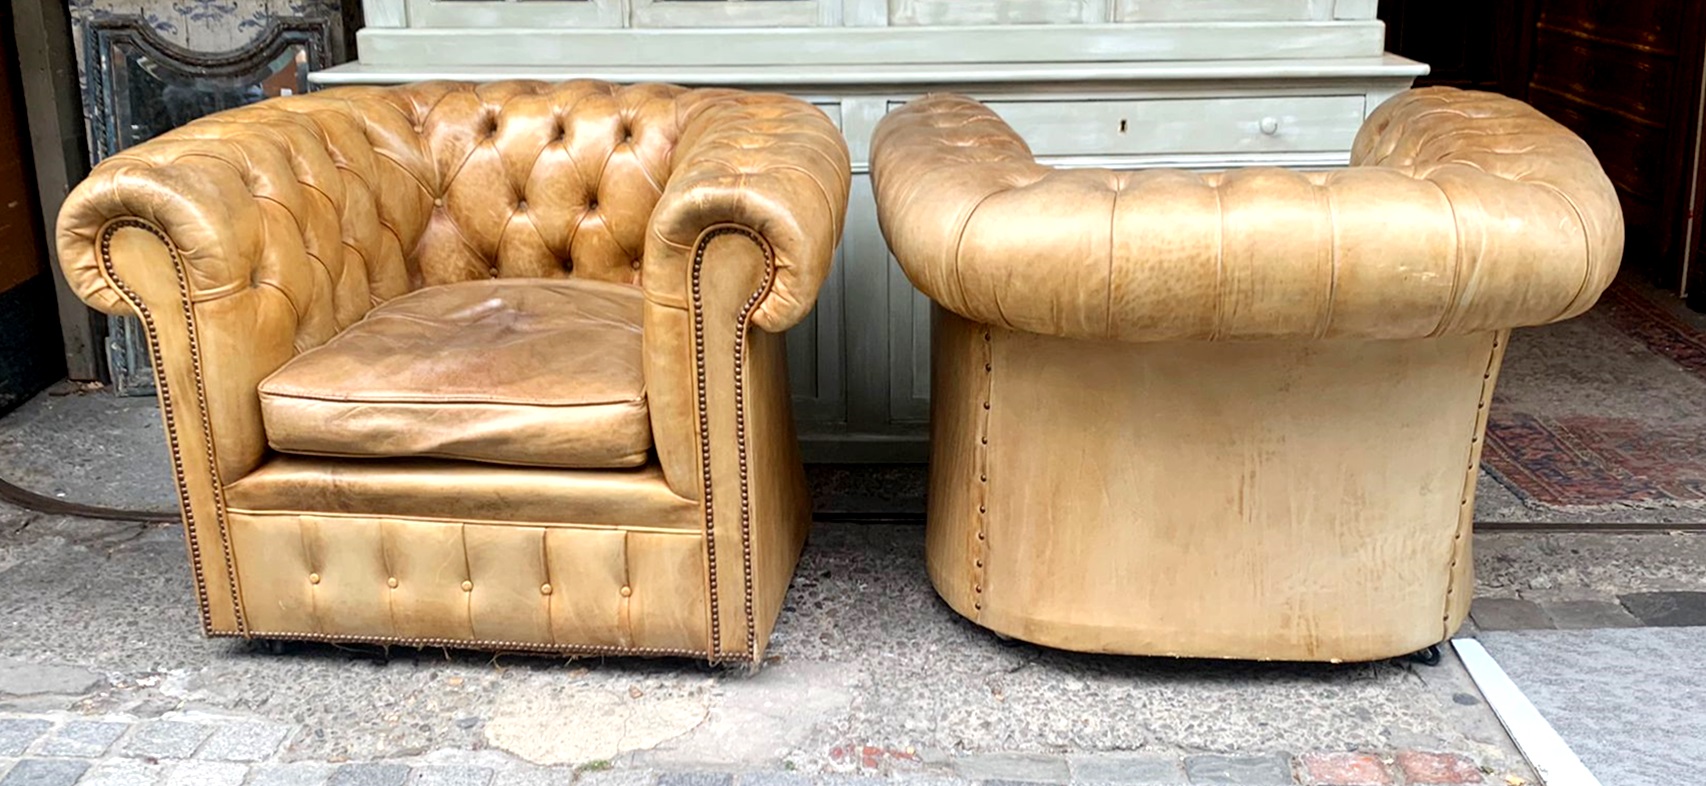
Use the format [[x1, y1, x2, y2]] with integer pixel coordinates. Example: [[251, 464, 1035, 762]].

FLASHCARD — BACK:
[[0, 709, 1516, 786]]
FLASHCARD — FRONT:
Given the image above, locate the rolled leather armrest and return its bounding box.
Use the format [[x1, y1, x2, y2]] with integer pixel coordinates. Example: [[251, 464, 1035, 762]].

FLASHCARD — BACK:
[[644, 92, 851, 333], [871, 87, 1624, 342], [57, 139, 278, 318]]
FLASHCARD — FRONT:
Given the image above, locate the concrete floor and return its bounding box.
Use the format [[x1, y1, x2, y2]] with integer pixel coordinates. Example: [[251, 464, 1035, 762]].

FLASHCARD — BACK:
[[6, 385, 1698, 784], [1480, 627, 1706, 786]]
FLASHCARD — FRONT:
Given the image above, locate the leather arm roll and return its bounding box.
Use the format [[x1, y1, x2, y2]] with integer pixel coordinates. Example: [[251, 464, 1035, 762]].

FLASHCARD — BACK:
[[57, 104, 388, 323], [57, 138, 287, 318], [871, 87, 1625, 342], [644, 92, 851, 333]]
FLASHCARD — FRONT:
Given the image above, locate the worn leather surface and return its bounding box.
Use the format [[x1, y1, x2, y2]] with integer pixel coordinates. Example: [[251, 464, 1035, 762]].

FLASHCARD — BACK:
[[872, 87, 1624, 342], [229, 511, 710, 652], [930, 309, 1504, 661], [225, 455, 700, 529], [52, 81, 846, 660], [259, 278, 651, 469], [889, 88, 1617, 661]]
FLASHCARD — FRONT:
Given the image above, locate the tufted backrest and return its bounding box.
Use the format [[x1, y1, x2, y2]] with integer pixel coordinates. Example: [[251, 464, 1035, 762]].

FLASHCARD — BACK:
[[871, 87, 1624, 343], [59, 80, 768, 351]]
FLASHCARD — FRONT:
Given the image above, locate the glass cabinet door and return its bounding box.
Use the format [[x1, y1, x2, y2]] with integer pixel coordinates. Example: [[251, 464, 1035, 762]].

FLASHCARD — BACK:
[[630, 0, 833, 27], [887, 0, 1100, 25], [407, 0, 625, 27]]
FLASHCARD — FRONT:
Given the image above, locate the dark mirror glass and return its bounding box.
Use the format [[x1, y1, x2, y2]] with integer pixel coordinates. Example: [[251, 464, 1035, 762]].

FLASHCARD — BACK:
[[106, 41, 309, 150]]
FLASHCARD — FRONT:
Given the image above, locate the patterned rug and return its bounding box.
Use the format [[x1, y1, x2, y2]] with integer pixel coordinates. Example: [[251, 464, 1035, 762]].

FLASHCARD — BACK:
[[1480, 280, 1706, 524]]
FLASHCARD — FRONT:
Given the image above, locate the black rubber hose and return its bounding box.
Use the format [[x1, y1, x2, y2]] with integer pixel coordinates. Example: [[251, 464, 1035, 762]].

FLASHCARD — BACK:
[[0, 476, 178, 523]]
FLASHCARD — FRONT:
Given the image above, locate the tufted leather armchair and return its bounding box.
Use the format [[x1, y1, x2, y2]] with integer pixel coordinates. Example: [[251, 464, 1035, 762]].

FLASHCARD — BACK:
[[56, 81, 850, 662], [872, 87, 1623, 661]]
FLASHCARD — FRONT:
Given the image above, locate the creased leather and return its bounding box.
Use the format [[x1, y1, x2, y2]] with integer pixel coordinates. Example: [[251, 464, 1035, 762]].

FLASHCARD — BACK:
[[871, 87, 1625, 342], [225, 455, 700, 529], [643, 92, 850, 334], [259, 278, 651, 469], [52, 80, 844, 661]]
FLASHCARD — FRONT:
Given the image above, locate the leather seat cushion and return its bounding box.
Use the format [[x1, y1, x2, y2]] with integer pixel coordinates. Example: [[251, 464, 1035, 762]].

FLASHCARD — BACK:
[[258, 278, 652, 469]]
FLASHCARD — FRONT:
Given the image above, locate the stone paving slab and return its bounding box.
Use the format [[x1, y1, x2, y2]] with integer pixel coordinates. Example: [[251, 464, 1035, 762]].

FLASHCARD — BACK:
[[0, 709, 1539, 786], [1541, 600, 1641, 630], [1619, 591, 1706, 627], [35, 723, 125, 759]]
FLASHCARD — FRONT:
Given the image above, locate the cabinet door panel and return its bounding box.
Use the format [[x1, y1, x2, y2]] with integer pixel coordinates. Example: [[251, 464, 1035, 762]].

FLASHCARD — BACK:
[[889, 0, 1100, 26], [631, 0, 829, 27], [407, 0, 623, 27], [1115, 0, 1328, 22], [785, 103, 848, 425], [984, 95, 1366, 158]]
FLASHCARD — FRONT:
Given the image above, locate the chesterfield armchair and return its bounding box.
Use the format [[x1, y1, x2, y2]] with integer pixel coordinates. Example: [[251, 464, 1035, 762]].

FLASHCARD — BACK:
[[57, 81, 849, 663], [872, 87, 1622, 661]]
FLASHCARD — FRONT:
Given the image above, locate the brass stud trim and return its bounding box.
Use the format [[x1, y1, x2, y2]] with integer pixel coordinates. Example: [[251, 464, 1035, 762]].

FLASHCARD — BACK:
[[215, 629, 736, 661], [1443, 331, 1506, 632], [98, 219, 246, 636], [688, 224, 774, 664]]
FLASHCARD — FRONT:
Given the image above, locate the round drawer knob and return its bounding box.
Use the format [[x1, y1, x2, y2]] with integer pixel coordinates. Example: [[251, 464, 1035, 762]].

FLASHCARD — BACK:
[[1259, 117, 1280, 136]]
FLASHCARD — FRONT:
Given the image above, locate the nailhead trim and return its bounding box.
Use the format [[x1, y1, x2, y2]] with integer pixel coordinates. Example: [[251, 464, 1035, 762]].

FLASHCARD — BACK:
[[1443, 330, 1506, 632], [215, 630, 732, 661], [972, 324, 994, 614], [689, 224, 773, 662], [98, 218, 247, 635]]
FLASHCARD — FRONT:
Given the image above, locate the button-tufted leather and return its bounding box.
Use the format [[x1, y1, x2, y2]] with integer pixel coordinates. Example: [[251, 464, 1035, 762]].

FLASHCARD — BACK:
[[53, 81, 849, 662], [259, 278, 651, 469], [872, 87, 1623, 342], [875, 88, 1624, 662]]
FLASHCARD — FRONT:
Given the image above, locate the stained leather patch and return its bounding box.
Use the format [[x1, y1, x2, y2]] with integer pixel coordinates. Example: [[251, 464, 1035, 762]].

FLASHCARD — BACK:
[[259, 278, 652, 469]]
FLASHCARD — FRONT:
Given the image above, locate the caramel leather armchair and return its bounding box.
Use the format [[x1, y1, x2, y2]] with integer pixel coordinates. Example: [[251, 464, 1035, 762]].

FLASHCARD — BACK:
[[872, 87, 1622, 661], [57, 81, 850, 663]]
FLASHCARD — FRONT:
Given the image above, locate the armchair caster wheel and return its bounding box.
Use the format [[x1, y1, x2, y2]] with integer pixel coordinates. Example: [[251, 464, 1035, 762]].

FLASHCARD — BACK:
[[989, 631, 1025, 647], [259, 639, 292, 656], [1403, 644, 1443, 667]]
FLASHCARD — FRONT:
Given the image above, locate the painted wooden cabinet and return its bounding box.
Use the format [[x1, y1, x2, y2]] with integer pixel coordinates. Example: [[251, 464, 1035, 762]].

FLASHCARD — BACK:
[[315, 0, 1424, 460]]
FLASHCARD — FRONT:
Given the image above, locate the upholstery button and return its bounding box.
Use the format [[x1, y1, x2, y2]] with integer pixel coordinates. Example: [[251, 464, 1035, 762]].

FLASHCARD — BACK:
[[540, 583, 553, 596], [488, 266, 499, 278], [516, 199, 527, 212], [412, 124, 424, 133], [387, 577, 398, 588], [619, 585, 633, 597], [308, 573, 321, 585], [630, 258, 642, 270], [433, 197, 444, 208], [461, 580, 474, 592]]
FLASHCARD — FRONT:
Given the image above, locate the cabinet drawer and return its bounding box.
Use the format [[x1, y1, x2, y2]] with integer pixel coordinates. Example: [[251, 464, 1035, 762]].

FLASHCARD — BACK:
[[982, 96, 1366, 158]]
